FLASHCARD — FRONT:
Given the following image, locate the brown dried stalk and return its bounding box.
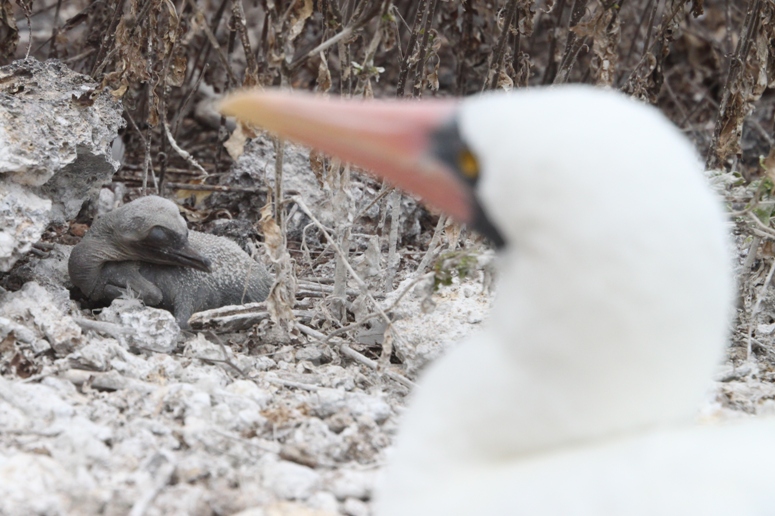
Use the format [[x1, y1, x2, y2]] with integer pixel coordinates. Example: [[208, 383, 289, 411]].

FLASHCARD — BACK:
[[411, 0, 441, 98], [553, 0, 590, 84], [384, 189, 402, 293], [483, 0, 519, 91], [707, 0, 765, 169], [185, 0, 238, 85], [620, 0, 685, 100], [542, 0, 568, 85], [231, 0, 258, 85], [181, 0, 229, 89], [455, 0, 474, 94], [396, 0, 428, 98]]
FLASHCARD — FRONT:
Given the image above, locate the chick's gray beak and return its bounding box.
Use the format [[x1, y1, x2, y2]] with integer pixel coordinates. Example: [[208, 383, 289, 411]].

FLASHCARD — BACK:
[[166, 244, 212, 272], [135, 240, 212, 272]]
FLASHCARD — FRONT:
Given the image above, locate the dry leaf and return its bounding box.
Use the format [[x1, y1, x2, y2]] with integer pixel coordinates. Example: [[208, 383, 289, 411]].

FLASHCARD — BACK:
[[380, 12, 398, 51], [444, 217, 461, 249], [287, 0, 313, 42], [496, 69, 513, 91], [0, 0, 19, 59], [325, 157, 342, 191], [712, 2, 775, 165], [224, 121, 250, 161], [166, 46, 187, 87], [148, 90, 160, 127], [175, 191, 211, 214], [427, 58, 440, 91], [691, 0, 704, 17], [260, 203, 297, 332], [762, 147, 775, 185], [590, 5, 620, 87], [110, 79, 128, 99], [161, 0, 180, 53], [316, 52, 331, 93], [517, 0, 535, 37], [309, 150, 326, 187]]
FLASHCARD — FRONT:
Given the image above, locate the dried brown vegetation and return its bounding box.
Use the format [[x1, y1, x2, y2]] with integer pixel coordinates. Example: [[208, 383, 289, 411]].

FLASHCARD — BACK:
[[4, 0, 775, 174]]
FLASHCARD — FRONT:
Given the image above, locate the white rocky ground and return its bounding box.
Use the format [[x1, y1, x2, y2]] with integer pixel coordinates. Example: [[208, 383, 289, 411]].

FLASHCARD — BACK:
[[0, 268, 494, 515]]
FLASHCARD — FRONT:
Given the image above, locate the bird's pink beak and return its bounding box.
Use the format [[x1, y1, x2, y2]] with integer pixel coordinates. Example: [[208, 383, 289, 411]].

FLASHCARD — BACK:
[[218, 90, 471, 223]]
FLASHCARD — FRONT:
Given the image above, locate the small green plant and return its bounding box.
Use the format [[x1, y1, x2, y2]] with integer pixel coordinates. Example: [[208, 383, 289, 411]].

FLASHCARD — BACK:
[[432, 251, 479, 290]]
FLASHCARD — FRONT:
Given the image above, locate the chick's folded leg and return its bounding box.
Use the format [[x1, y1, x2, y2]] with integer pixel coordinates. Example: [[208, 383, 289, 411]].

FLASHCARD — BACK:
[[100, 262, 165, 306]]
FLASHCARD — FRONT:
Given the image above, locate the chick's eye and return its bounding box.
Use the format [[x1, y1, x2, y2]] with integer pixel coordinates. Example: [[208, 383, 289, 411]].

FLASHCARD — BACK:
[[459, 149, 479, 180], [146, 226, 168, 244]]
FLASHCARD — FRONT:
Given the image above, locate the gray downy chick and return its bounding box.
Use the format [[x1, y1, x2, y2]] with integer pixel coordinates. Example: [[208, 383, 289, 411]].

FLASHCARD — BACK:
[[68, 195, 273, 328]]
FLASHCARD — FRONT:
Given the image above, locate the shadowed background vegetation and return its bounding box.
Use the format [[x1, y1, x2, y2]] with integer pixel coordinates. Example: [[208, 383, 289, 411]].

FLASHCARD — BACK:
[[2, 0, 774, 180]]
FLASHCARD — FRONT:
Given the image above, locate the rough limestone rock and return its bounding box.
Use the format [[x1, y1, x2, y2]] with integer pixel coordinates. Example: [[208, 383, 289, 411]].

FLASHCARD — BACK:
[[0, 58, 124, 271], [6, 241, 72, 289], [0, 182, 51, 272], [98, 298, 181, 354], [0, 58, 124, 212], [0, 281, 82, 356]]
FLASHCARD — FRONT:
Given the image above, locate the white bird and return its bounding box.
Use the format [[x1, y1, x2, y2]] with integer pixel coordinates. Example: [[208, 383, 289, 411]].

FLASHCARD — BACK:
[[221, 87, 775, 515]]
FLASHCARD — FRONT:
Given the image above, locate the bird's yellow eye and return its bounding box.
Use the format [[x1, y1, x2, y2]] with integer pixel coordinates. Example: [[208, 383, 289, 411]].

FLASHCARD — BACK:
[[459, 149, 479, 180]]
